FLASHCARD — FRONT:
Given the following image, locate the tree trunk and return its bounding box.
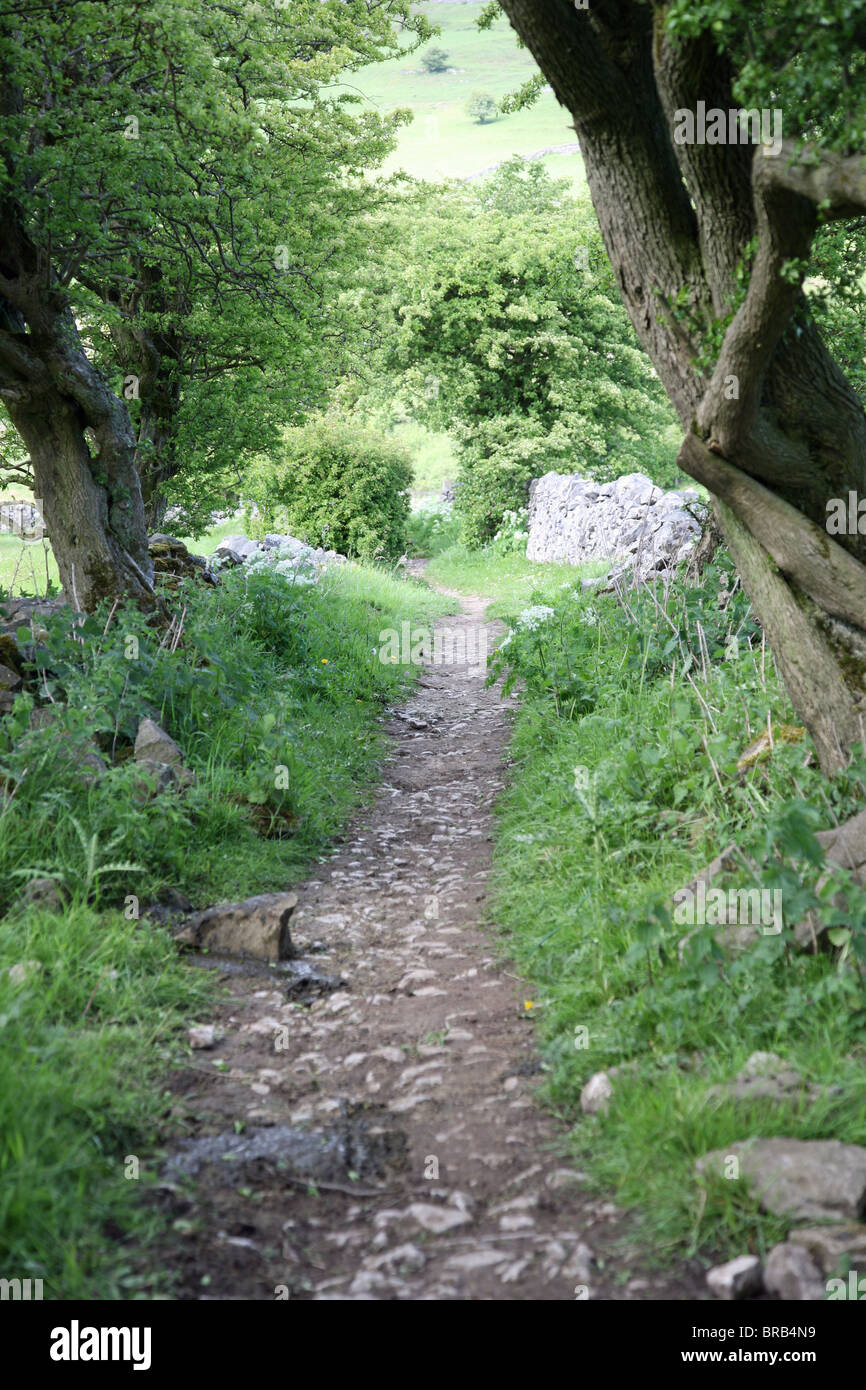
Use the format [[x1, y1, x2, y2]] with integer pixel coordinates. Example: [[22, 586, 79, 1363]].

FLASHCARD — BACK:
[[499, 0, 866, 773], [6, 387, 155, 611], [134, 365, 182, 533], [0, 204, 155, 610], [109, 283, 185, 534]]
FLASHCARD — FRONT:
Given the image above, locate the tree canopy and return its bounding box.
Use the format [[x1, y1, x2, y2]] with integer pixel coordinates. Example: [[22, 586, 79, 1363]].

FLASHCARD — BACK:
[[0, 0, 430, 600]]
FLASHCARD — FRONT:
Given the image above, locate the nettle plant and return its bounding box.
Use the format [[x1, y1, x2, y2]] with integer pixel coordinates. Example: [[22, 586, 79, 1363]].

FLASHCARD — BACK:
[[489, 554, 755, 720], [489, 603, 599, 718], [622, 793, 866, 1045]]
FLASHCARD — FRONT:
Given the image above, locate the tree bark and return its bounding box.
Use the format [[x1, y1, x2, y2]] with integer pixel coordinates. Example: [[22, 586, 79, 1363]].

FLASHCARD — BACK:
[[499, 0, 866, 773], [0, 214, 155, 610], [5, 382, 154, 611]]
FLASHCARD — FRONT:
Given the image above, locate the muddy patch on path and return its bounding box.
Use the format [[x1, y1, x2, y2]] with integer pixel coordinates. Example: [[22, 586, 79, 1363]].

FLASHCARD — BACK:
[[152, 586, 708, 1301]]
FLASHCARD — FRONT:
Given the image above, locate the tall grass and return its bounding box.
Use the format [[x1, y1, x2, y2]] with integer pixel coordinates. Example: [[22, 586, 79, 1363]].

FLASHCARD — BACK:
[[440, 545, 866, 1268]]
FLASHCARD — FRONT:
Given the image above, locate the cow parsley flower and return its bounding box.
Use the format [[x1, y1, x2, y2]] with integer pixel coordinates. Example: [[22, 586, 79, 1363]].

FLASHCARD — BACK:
[[516, 605, 555, 632]]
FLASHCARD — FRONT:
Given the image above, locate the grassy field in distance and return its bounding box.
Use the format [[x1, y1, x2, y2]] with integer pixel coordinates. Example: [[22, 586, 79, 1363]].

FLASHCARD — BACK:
[[348, 1, 586, 186]]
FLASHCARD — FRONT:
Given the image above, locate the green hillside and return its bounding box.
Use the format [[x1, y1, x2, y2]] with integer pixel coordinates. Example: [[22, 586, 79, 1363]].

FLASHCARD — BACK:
[[349, 1, 586, 185]]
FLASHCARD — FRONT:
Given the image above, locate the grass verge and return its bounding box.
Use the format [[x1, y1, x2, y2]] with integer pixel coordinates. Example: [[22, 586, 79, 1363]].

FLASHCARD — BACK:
[[436, 543, 866, 1274]]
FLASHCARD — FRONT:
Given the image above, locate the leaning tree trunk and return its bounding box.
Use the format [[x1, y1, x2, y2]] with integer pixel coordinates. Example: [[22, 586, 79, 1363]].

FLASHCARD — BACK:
[[0, 212, 155, 611], [499, 0, 866, 773], [6, 382, 154, 611]]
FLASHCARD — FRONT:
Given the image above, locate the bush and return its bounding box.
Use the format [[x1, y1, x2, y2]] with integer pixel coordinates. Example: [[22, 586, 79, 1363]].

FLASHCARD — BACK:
[[248, 418, 413, 561], [453, 416, 565, 548], [489, 507, 529, 556], [466, 91, 499, 124], [420, 46, 449, 73]]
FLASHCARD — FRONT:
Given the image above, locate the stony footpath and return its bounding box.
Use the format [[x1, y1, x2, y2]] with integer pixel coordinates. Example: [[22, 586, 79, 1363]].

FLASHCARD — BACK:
[[154, 589, 706, 1301]]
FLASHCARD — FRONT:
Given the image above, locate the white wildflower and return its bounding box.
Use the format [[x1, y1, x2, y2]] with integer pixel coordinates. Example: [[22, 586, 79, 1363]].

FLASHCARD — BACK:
[[516, 605, 555, 632]]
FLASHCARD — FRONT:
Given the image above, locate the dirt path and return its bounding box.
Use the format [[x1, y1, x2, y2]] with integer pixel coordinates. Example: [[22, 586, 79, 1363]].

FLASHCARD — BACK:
[[157, 586, 706, 1301]]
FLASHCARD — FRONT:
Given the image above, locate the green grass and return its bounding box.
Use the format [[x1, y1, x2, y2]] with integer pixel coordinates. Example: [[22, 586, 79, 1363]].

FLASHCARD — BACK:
[[350, 2, 587, 185], [180, 515, 247, 555], [0, 484, 57, 596], [0, 536, 58, 596], [427, 543, 609, 610], [393, 420, 458, 499], [0, 902, 211, 1299], [0, 557, 455, 1296], [445, 545, 866, 1273]]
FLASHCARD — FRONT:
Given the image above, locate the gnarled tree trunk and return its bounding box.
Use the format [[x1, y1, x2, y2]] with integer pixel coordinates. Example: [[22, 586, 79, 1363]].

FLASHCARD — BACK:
[[6, 384, 154, 611], [499, 0, 866, 773], [0, 215, 154, 611]]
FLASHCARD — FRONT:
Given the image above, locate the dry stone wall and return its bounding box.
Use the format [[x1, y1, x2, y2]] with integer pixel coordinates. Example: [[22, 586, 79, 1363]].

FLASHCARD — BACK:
[[526, 471, 704, 584]]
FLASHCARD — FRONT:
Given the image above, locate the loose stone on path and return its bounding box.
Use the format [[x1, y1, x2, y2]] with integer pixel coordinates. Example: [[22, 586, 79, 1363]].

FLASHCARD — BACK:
[[156, 584, 706, 1301]]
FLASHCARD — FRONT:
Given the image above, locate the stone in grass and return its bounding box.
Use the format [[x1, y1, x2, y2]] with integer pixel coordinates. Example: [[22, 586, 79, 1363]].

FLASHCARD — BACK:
[[703, 1051, 825, 1108], [7, 959, 42, 987], [696, 1138, 866, 1222], [133, 718, 195, 797], [173, 892, 298, 962], [706, 1254, 763, 1301], [788, 1223, 866, 1275], [142, 888, 195, 927], [134, 718, 190, 773], [0, 660, 21, 701], [579, 1064, 639, 1115], [188, 1024, 219, 1050], [763, 1243, 826, 1301], [580, 1071, 614, 1115], [20, 877, 64, 913]]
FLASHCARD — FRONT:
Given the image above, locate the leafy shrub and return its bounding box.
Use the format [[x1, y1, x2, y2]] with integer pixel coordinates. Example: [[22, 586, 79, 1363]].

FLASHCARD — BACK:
[[489, 507, 529, 556], [248, 417, 413, 561], [489, 602, 599, 718], [420, 45, 449, 73], [488, 551, 756, 720], [453, 416, 562, 548], [466, 91, 499, 124]]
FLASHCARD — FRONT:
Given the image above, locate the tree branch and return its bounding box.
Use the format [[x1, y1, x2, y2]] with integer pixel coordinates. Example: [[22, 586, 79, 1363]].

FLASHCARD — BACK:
[[679, 431, 866, 633]]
